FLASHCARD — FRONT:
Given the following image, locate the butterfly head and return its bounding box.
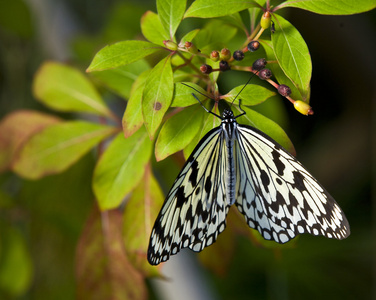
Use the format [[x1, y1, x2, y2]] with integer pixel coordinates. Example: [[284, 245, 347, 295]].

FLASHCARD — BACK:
[[222, 109, 235, 122]]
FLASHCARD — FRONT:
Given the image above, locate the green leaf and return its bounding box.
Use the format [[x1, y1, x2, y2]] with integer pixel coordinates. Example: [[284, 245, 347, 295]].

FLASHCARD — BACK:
[[87, 40, 161, 72], [271, 14, 312, 101], [223, 84, 276, 106], [185, 0, 260, 18], [123, 166, 164, 276], [0, 226, 32, 296], [275, 0, 376, 15], [90, 60, 150, 99], [179, 28, 201, 46], [141, 10, 169, 46], [142, 56, 174, 140], [93, 128, 153, 210], [76, 208, 147, 300], [260, 39, 307, 101], [0, 110, 61, 172], [249, 0, 266, 30], [33, 62, 115, 118], [122, 70, 151, 138], [183, 105, 221, 159], [12, 121, 117, 180], [157, 0, 187, 38], [194, 19, 238, 49], [236, 106, 295, 155], [155, 104, 206, 161], [171, 82, 208, 107]]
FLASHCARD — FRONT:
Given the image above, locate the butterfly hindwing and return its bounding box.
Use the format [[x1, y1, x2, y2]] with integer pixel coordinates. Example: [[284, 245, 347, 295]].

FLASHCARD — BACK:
[[234, 124, 350, 243], [147, 127, 231, 265]]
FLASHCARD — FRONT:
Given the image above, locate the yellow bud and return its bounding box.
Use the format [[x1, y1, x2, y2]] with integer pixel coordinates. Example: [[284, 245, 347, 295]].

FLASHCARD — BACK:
[[261, 12, 271, 29], [294, 100, 313, 115], [210, 50, 219, 62], [185, 42, 199, 54], [219, 48, 231, 61], [163, 40, 178, 51]]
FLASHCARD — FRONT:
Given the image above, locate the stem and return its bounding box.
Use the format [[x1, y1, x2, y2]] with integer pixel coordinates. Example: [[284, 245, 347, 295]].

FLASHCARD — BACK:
[[175, 51, 203, 75], [241, 23, 261, 49], [254, 27, 265, 40]]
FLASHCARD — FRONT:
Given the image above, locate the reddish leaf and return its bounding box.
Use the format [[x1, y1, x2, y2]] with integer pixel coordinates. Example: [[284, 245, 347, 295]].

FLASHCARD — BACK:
[[76, 207, 147, 300], [198, 208, 237, 276], [0, 110, 61, 173], [123, 164, 164, 276]]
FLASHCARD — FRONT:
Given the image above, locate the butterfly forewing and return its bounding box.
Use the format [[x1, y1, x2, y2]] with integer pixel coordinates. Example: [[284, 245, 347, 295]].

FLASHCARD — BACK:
[[234, 124, 350, 243], [148, 108, 350, 265], [147, 127, 231, 265]]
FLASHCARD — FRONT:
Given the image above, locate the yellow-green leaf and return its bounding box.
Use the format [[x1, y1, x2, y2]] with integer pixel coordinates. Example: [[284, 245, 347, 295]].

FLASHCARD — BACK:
[[142, 56, 174, 140], [33, 62, 115, 119], [13, 121, 117, 179], [93, 128, 153, 210]]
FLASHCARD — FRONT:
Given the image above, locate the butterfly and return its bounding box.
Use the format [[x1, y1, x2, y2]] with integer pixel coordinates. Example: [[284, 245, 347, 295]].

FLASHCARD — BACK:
[[147, 93, 350, 266]]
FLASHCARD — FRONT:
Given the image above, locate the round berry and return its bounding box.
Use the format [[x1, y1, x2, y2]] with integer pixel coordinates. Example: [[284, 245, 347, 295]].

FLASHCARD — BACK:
[[247, 40, 260, 52], [200, 64, 213, 74], [219, 60, 230, 71], [252, 58, 267, 71], [278, 84, 292, 97], [233, 50, 245, 61], [258, 68, 272, 80]]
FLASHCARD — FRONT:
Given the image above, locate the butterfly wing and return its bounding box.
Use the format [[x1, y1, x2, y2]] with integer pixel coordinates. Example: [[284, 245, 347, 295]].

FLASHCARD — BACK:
[[234, 124, 350, 243], [147, 127, 231, 265]]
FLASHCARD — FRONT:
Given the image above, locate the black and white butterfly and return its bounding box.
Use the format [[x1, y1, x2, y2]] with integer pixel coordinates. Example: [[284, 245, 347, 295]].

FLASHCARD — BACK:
[[147, 93, 350, 266]]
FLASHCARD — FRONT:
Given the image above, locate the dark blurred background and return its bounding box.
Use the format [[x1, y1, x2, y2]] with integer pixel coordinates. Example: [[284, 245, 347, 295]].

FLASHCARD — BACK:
[[0, 0, 375, 299]]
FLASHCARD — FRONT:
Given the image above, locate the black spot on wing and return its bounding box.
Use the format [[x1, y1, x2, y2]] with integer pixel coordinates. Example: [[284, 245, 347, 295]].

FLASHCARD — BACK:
[[292, 171, 305, 190], [188, 160, 198, 186], [270, 191, 284, 213], [176, 186, 187, 208], [272, 150, 285, 176], [260, 170, 270, 193], [204, 177, 212, 193]]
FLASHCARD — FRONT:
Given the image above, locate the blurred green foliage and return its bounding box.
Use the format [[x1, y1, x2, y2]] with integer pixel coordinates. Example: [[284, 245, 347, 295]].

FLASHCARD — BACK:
[[0, 0, 375, 299]]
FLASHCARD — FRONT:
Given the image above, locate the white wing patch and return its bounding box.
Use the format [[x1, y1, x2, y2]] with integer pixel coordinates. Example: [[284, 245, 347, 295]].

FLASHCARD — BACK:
[[148, 128, 231, 265], [234, 124, 350, 243]]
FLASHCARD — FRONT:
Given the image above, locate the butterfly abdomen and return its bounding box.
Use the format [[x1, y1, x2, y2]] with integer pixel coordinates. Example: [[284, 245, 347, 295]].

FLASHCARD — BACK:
[[222, 115, 238, 205]]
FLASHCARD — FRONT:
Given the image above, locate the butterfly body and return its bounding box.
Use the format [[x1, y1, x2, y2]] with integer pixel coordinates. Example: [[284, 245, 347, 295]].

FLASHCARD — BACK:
[[147, 107, 350, 265]]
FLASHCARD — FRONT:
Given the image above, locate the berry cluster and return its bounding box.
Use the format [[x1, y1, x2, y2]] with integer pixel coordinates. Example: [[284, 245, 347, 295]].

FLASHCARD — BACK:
[[162, 11, 313, 116]]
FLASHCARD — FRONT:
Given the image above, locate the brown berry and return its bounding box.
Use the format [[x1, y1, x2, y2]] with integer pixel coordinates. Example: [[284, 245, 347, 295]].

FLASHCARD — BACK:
[[200, 64, 213, 74], [278, 84, 292, 97], [252, 58, 267, 71], [258, 68, 272, 80], [233, 50, 245, 61], [247, 40, 260, 52], [219, 60, 230, 71]]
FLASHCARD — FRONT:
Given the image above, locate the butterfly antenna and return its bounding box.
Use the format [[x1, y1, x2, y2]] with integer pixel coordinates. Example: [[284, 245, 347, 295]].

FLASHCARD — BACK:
[[231, 72, 259, 119], [230, 72, 257, 107], [181, 83, 212, 99], [181, 83, 223, 120]]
